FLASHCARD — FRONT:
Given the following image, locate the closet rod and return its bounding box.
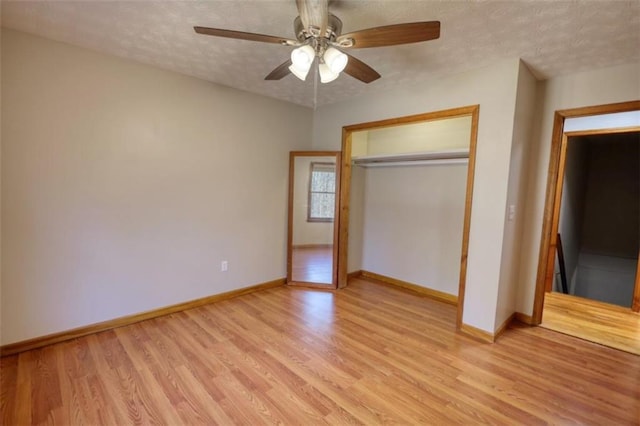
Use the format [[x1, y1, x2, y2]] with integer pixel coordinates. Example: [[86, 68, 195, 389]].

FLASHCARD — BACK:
[[352, 148, 469, 168], [354, 158, 468, 168]]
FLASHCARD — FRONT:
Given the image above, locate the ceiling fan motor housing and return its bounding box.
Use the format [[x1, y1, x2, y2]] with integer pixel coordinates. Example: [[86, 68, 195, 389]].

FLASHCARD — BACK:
[[294, 14, 343, 43]]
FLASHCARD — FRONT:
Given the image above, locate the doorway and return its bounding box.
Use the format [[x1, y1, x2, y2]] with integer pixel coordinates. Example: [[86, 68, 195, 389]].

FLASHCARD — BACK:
[[533, 100, 640, 354], [549, 131, 639, 307]]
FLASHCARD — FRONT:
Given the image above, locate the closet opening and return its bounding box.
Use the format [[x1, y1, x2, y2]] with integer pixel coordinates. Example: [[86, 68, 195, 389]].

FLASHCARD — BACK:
[[337, 105, 479, 329]]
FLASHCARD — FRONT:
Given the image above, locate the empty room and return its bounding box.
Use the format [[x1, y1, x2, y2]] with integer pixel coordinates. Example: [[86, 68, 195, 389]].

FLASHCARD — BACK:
[[2, 0, 639, 424]]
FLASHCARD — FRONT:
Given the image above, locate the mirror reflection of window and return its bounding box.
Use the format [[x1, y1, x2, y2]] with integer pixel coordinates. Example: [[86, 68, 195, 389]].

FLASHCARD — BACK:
[[308, 162, 336, 222]]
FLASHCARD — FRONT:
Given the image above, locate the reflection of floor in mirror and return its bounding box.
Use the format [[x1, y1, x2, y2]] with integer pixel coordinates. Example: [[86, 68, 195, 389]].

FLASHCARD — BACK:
[[292, 246, 333, 284]]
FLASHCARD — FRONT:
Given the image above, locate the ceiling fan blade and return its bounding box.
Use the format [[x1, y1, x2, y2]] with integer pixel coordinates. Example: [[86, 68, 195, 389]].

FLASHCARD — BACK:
[[194, 26, 296, 45], [265, 60, 293, 80], [343, 54, 381, 83], [296, 0, 329, 35], [337, 21, 440, 48]]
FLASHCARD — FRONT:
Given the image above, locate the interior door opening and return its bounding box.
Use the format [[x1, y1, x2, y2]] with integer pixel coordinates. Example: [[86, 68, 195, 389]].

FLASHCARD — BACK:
[[550, 131, 639, 308], [533, 100, 640, 355], [533, 101, 640, 323]]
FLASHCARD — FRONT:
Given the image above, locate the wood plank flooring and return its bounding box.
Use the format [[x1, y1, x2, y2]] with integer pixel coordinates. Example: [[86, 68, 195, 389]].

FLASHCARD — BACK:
[[291, 246, 333, 284], [542, 291, 640, 355], [2, 277, 639, 425]]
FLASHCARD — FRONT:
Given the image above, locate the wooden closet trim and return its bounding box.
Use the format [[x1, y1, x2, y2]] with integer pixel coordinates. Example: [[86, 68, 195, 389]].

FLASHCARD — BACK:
[[338, 105, 480, 331]]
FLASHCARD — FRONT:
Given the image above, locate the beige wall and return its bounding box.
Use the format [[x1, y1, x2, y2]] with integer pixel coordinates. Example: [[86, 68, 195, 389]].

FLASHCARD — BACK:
[[516, 62, 640, 315], [494, 61, 537, 330], [360, 164, 468, 296], [312, 58, 521, 333], [1, 29, 313, 345], [356, 116, 472, 156]]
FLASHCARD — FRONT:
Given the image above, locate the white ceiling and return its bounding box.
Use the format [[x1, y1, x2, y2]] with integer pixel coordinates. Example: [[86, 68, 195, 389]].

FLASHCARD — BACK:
[[2, 0, 639, 108]]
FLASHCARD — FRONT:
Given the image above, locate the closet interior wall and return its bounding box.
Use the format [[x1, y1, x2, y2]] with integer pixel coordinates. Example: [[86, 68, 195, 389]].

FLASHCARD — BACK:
[[349, 117, 472, 298]]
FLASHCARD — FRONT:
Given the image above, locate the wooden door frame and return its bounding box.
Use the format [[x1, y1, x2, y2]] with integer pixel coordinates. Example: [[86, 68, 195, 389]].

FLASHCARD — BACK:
[[337, 105, 480, 330], [532, 100, 640, 323], [287, 151, 342, 289]]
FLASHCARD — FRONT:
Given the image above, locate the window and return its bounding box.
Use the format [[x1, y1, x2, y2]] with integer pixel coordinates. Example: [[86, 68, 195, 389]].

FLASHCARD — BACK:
[[308, 162, 336, 222]]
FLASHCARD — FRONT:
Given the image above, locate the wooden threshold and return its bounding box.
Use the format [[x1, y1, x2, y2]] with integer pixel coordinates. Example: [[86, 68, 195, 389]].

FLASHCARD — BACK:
[[541, 291, 640, 355], [0, 278, 285, 356]]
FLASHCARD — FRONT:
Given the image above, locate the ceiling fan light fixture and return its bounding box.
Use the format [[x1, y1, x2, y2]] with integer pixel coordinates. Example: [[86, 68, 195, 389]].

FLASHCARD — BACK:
[[323, 47, 348, 74], [290, 45, 315, 69], [289, 44, 315, 81], [288, 63, 311, 81], [319, 63, 339, 83]]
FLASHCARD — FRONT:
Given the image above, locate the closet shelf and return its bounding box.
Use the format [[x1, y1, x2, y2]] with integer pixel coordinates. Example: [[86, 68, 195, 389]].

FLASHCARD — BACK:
[[352, 148, 469, 168]]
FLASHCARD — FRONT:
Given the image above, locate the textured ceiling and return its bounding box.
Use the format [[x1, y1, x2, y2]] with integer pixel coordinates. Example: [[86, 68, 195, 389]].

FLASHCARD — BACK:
[[2, 0, 639, 108]]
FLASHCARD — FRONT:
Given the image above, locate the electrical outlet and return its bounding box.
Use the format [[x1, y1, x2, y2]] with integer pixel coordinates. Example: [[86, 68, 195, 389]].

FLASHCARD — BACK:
[[221, 261, 228, 272], [508, 205, 516, 221]]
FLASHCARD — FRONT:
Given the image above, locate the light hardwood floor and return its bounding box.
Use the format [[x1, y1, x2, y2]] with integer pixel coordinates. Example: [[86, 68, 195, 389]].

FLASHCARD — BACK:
[[2, 278, 639, 424], [542, 291, 640, 355], [291, 246, 333, 284]]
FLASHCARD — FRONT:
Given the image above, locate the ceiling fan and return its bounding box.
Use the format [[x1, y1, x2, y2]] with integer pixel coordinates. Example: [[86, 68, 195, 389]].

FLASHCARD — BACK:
[[194, 0, 440, 84]]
